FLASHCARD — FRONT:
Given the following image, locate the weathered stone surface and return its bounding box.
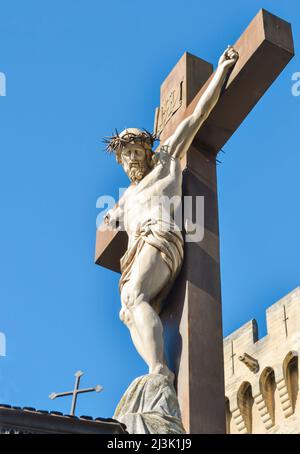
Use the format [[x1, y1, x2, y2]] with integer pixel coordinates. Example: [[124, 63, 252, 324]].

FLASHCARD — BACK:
[[113, 374, 185, 434]]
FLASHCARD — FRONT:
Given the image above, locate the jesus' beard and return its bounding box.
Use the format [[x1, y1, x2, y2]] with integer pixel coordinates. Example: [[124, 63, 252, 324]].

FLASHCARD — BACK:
[[128, 162, 149, 184]]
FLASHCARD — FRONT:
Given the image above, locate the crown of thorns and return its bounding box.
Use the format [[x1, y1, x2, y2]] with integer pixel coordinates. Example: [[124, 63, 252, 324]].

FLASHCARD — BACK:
[[103, 129, 159, 154]]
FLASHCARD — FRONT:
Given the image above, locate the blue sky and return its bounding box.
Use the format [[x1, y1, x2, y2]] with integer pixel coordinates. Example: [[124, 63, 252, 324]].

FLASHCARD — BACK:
[[0, 0, 299, 419]]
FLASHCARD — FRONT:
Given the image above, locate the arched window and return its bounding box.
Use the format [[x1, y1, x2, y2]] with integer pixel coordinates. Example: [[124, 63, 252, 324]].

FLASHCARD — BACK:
[[237, 382, 254, 434], [259, 367, 276, 425], [283, 351, 299, 412]]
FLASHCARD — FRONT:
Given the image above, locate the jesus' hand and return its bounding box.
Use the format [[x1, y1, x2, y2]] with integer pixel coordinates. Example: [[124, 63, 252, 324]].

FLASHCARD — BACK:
[[218, 45, 239, 69]]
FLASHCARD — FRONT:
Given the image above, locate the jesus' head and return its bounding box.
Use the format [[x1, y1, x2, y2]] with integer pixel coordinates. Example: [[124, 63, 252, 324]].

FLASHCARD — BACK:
[[104, 128, 158, 184]]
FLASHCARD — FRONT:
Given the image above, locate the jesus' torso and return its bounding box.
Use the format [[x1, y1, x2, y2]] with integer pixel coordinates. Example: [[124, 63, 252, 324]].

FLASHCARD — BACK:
[[118, 149, 182, 248]]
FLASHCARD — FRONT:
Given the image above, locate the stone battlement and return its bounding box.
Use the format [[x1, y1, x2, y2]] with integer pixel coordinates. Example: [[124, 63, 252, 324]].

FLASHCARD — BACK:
[[223, 287, 300, 434]]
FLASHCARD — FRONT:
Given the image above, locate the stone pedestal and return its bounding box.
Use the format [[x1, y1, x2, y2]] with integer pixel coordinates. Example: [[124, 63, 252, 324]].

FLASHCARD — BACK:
[[114, 374, 185, 434]]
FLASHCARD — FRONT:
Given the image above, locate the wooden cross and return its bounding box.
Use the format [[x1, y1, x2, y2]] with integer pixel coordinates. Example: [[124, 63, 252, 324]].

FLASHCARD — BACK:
[[49, 370, 103, 416], [95, 10, 294, 434], [230, 341, 236, 375], [283, 304, 289, 337]]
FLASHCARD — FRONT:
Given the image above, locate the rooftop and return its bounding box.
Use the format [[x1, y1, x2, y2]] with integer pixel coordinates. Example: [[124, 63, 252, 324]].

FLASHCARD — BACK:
[[0, 404, 127, 434]]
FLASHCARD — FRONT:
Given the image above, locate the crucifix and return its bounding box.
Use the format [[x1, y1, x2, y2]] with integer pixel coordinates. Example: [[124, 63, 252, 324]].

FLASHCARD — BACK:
[[95, 9, 294, 434], [283, 304, 289, 338], [49, 370, 103, 416]]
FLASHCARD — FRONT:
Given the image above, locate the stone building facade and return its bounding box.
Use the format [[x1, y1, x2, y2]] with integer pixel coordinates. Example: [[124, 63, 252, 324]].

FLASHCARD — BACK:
[[224, 287, 300, 434]]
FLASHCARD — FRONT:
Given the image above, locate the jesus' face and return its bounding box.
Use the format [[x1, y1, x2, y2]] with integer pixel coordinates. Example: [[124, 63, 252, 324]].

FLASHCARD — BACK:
[[120, 143, 150, 184]]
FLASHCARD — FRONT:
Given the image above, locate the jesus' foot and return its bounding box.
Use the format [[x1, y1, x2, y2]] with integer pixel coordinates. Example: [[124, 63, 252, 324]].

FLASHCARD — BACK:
[[151, 363, 175, 384]]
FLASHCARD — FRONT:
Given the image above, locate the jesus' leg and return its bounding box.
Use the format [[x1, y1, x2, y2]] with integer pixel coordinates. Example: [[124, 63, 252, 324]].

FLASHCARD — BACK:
[[122, 295, 174, 381], [120, 244, 175, 382], [119, 299, 148, 363]]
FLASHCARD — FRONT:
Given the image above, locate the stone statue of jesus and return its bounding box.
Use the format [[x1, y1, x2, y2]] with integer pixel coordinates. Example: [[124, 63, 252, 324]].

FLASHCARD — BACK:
[[104, 46, 239, 383]]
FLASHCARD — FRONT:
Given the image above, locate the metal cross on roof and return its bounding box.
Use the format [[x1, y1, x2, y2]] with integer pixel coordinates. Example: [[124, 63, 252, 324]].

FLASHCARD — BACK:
[[49, 370, 103, 416]]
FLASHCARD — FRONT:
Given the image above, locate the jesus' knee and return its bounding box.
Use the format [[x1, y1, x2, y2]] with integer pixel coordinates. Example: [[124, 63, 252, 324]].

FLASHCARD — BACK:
[[121, 286, 147, 308], [120, 287, 148, 326], [119, 305, 133, 326]]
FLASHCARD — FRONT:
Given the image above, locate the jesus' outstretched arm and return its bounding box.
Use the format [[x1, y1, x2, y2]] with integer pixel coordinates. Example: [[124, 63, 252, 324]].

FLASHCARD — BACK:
[[164, 46, 239, 160]]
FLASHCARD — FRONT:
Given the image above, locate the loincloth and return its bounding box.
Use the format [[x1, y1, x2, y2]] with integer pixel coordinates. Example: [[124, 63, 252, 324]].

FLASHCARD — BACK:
[[119, 219, 184, 314]]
